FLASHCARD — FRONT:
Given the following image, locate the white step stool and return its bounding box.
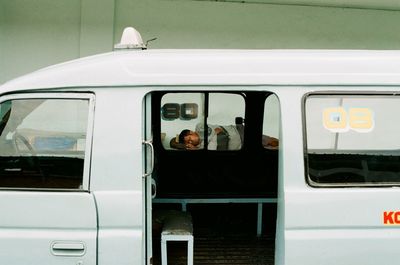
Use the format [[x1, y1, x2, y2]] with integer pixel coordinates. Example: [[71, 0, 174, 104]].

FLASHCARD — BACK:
[[161, 212, 193, 265]]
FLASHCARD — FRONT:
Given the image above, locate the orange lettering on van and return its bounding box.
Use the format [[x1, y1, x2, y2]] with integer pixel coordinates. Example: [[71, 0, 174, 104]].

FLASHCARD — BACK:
[[382, 211, 400, 225], [395, 212, 400, 224]]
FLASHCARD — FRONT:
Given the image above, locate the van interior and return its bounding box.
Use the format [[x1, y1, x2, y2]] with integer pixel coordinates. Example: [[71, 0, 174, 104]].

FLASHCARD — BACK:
[[148, 91, 280, 265]]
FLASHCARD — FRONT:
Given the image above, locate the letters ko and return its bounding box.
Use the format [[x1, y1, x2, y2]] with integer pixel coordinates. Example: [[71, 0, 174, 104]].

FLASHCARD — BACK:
[[383, 211, 400, 225]]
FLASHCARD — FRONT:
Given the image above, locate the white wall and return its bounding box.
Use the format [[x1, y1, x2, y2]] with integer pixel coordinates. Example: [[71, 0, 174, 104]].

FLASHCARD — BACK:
[[79, 0, 115, 56], [2, 0, 400, 83], [114, 0, 400, 49], [1, 1, 81, 83]]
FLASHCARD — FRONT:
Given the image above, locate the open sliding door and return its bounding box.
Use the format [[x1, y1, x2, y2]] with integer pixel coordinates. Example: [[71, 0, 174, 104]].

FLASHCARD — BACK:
[[143, 93, 154, 265]]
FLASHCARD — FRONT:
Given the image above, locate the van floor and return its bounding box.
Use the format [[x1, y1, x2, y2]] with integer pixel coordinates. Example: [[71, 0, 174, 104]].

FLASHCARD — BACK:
[[152, 204, 276, 265], [152, 235, 274, 265]]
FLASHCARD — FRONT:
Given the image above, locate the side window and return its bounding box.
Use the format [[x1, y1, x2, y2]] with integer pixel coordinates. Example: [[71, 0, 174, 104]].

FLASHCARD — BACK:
[[0, 95, 92, 189], [161, 93, 205, 150], [208, 93, 245, 150], [262, 94, 280, 149], [305, 94, 400, 186], [161, 93, 245, 151]]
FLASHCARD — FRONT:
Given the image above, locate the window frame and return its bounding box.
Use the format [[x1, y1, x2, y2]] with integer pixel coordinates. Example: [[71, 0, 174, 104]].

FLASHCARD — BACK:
[[0, 92, 95, 192], [303, 91, 400, 188]]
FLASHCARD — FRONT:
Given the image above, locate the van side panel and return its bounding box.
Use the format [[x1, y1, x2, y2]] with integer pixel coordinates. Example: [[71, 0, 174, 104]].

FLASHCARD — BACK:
[[282, 88, 400, 265], [90, 88, 147, 265], [286, 190, 400, 265], [0, 192, 97, 265]]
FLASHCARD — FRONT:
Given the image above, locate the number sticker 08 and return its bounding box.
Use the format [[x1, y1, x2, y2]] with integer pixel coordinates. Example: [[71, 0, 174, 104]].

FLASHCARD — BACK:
[[323, 107, 374, 133]]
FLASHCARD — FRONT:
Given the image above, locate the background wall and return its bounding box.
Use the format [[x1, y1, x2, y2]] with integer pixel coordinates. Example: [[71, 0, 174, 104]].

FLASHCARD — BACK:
[[1, 0, 400, 84]]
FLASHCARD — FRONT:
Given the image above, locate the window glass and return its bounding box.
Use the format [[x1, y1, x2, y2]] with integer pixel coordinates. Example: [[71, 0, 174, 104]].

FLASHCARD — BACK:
[[305, 95, 400, 185], [262, 94, 280, 150], [0, 98, 90, 189], [161, 93, 245, 151], [161, 93, 205, 150], [208, 93, 245, 150]]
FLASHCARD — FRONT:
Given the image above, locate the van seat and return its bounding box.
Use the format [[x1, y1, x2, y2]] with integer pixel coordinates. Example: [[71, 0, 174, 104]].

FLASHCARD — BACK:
[[162, 211, 193, 235], [161, 211, 194, 265]]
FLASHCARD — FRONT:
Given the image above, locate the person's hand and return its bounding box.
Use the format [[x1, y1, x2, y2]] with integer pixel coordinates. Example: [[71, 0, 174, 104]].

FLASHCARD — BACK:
[[265, 145, 279, 150], [185, 143, 199, 150], [268, 138, 279, 147], [262, 135, 279, 149], [214, 127, 223, 134]]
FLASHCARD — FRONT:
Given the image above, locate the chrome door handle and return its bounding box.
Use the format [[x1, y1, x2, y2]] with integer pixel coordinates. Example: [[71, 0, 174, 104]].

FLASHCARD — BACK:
[[51, 241, 86, 256], [143, 140, 154, 178]]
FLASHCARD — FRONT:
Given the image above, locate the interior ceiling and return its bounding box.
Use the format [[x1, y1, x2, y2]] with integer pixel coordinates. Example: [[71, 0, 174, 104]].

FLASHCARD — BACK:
[[196, 0, 400, 11]]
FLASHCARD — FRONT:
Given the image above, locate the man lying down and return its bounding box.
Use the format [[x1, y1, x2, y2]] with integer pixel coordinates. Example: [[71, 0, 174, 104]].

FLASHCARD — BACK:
[[171, 123, 279, 150]]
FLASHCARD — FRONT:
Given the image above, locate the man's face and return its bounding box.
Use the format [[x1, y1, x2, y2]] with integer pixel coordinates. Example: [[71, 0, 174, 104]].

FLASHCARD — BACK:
[[183, 131, 200, 147]]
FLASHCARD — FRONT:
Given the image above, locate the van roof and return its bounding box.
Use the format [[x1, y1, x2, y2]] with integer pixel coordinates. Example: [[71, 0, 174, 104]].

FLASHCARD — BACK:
[[2, 49, 400, 92]]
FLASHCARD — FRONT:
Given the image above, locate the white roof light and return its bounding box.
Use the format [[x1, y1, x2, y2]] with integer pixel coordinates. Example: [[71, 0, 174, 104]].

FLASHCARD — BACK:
[[114, 27, 146, 50]]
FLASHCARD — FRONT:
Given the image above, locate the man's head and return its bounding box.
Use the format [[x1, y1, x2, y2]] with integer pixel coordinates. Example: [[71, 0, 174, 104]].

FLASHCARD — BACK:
[[179, 129, 200, 148]]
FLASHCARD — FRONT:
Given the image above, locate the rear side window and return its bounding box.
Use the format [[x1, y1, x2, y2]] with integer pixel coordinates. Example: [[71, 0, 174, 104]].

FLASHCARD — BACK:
[[0, 94, 93, 190], [305, 94, 400, 186]]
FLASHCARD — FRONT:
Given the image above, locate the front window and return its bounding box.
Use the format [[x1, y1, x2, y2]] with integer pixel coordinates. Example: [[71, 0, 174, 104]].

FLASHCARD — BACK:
[[0, 96, 91, 189]]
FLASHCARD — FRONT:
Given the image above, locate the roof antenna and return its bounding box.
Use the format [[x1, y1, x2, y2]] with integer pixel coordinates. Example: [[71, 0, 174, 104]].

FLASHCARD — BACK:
[[114, 27, 146, 50], [146, 37, 158, 48]]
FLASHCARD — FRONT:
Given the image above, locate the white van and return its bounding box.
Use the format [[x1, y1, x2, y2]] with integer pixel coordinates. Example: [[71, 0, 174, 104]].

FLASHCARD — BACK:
[[1, 28, 400, 265]]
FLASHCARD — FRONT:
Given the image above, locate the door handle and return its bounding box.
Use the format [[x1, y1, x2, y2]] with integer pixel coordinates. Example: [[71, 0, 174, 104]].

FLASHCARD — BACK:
[[51, 241, 86, 256], [143, 140, 154, 178]]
